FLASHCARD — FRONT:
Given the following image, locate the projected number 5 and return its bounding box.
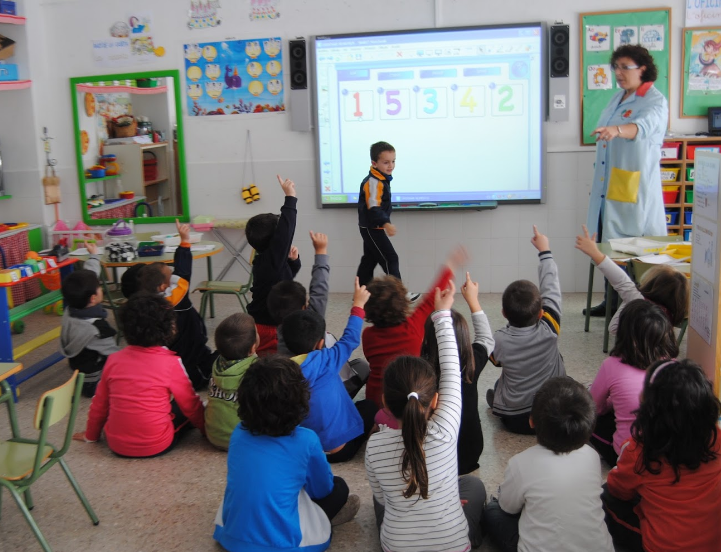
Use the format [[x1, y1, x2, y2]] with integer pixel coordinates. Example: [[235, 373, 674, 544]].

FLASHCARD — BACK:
[[344, 90, 374, 122], [380, 89, 410, 120], [417, 87, 448, 119]]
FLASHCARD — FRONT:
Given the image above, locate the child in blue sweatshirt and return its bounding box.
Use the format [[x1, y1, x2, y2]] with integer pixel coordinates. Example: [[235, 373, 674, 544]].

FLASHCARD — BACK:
[[282, 278, 378, 463]]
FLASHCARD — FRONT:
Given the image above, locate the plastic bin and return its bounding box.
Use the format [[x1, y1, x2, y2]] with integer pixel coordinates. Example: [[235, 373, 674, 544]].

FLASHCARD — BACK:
[[687, 167, 695, 181], [686, 189, 694, 203], [665, 209, 679, 225], [662, 185, 680, 204], [684, 229, 692, 241], [661, 142, 680, 159], [660, 167, 680, 182], [685, 211, 693, 225], [687, 144, 721, 160]]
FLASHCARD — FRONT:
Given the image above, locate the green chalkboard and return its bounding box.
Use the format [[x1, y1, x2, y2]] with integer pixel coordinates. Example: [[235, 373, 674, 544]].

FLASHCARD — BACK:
[[681, 27, 721, 118], [580, 8, 671, 146]]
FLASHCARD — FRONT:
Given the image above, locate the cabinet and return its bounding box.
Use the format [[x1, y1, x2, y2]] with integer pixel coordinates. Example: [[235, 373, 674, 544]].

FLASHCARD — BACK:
[[0, 12, 30, 89], [660, 136, 720, 240], [103, 142, 173, 216]]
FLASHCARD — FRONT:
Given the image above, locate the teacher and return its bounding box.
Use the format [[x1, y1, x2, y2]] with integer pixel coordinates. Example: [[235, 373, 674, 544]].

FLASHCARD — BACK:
[[586, 44, 668, 316]]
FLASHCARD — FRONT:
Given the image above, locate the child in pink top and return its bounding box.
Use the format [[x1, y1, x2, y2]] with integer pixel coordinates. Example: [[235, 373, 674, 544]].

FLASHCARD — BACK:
[[74, 292, 205, 458], [589, 299, 677, 466]]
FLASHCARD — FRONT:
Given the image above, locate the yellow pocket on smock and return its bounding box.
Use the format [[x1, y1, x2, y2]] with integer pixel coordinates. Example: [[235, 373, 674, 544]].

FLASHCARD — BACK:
[[607, 167, 641, 203]]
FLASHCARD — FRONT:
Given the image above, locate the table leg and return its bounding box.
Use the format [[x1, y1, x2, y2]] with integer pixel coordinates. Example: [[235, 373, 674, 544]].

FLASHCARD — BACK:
[[207, 256, 215, 319], [585, 262, 594, 332], [0, 380, 20, 437], [603, 284, 617, 353]]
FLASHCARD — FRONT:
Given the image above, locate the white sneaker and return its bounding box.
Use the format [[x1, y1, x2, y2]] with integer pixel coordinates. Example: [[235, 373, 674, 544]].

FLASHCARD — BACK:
[[406, 292, 421, 302]]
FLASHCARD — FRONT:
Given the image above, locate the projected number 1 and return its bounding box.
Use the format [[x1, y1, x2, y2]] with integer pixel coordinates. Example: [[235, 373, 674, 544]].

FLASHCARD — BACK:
[[416, 87, 448, 119], [344, 90, 373, 122]]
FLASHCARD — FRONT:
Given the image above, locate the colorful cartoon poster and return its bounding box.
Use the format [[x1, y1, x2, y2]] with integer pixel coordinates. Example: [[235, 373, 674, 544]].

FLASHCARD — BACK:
[[640, 25, 665, 51], [250, 0, 280, 21], [613, 26, 638, 49], [587, 64, 612, 90], [585, 26, 610, 51], [94, 13, 164, 67], [188, 0, 221, 29], [184, 38, 284, 116], [687, 30, 721, 91]]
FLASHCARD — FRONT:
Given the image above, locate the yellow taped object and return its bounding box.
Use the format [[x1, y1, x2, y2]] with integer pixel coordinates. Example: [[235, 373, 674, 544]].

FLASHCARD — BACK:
[[249, 184, 260, 202], [241, 187, 253, 204]]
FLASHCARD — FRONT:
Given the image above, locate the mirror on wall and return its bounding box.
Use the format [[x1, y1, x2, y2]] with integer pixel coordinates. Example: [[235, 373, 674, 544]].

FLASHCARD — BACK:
[[70, 69, 189, 225]]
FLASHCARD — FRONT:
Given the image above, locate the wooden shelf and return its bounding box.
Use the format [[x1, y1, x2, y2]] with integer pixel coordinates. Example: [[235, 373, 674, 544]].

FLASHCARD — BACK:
[[661, 159, 683, 164], [0, 80, 31, 91], [85, 174, 122, 182], [75, 84, 168, 95], [0, 14, 26, 25], [87, 195, 146, 214], [144, 177, 168, 187]]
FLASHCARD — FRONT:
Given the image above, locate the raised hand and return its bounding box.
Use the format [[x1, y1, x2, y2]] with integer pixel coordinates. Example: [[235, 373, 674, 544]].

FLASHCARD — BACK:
[[176, 218, 191, 243], [434, 279, 456, 311], [309, 231, 328, 255], [288, 245, 299, 261], [446, 245, 469, 273], [84, 241, 98, 255], [277, 174, 296, 197], [352, 277, 370, 308], [530, 225, 550, 252], [461, 271, 482, 313], [575, 225, 605, 264]]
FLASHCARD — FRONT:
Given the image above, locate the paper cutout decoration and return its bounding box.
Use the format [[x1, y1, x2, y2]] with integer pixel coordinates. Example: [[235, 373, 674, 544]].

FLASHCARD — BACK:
[[189, 0, 221, 29], [640, 25, 665, 51], [586, 25, 611, 51], [587, 64, 612, 90], [613, 26, 638, 50], [250, 0, 280, 21]]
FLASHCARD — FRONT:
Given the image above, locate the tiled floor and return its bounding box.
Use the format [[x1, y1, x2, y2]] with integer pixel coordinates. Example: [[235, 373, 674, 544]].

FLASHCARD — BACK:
[[2, 291, 683, 551]]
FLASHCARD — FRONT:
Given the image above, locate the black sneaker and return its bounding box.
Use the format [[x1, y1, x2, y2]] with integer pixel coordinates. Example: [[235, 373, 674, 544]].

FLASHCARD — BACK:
[[486, 389, 495, 409], [406, 292, 421, 302], [583, 302, 606, 317]]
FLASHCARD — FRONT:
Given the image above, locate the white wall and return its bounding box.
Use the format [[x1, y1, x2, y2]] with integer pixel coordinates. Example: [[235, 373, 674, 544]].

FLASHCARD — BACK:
[[2, 0, 705, 292]]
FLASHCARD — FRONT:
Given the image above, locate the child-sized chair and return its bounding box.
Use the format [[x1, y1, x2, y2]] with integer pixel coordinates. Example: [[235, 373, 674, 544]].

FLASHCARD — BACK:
[[0, 371, 99, 552], [193, 250, 254, 319]]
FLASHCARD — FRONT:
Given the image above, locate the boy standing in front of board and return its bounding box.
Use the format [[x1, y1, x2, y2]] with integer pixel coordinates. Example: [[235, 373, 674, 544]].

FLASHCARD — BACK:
[[356, 141, 419, 301]]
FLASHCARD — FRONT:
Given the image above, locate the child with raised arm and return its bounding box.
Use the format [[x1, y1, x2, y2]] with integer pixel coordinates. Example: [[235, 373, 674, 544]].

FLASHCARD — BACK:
[[60, 241, 120, 397], [139, 219, 215, 389], [603, 359, 721, 552], [245, 175, 300, 354], [420, 271, 494, 475], [487, 226, 565, 435], [365, 282, 487, 552], [281, 278, 378, 463], [575, 224, 688, 334], [484, 378, 613, 552]]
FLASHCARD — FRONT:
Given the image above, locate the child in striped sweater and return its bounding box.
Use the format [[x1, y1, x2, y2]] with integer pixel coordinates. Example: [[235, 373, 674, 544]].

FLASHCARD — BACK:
[[365, 281, 487, 552]]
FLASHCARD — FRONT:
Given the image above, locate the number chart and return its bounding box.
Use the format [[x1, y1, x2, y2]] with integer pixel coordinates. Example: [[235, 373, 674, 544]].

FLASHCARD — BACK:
[[315, 25, 544, 206]]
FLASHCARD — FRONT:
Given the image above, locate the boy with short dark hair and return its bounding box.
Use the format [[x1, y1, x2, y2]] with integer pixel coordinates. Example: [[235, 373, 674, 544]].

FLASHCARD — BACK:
[[60, 242, 120, 397], [204, 313, 259, 450], [282, 279, 378, 463], [139, 220, 215, 390], [245, 175, 300, 354], [356, 141, 418, 300], [486, 225, 565, 434], [484, 377, 613, 552]]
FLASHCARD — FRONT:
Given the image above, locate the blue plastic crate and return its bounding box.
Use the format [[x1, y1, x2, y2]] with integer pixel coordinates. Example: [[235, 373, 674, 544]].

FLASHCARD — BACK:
[[0, 63, 18, 81], [665, 209, 679, 225], [685, 211, 693, 225]]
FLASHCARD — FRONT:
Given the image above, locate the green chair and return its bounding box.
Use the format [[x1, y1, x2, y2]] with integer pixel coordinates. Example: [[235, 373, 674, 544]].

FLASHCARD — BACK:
[[0, 371, 99, 552], [194, 250, 255, 319]]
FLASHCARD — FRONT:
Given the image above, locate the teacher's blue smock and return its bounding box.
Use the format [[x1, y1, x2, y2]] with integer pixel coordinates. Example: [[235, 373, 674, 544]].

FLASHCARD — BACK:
[[587, 81, 668, 241]]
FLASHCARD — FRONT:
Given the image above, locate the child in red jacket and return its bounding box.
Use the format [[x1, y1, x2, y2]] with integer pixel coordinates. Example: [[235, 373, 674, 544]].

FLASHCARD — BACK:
[[362, 247, 467, 407], [73, 292, 205, 458]]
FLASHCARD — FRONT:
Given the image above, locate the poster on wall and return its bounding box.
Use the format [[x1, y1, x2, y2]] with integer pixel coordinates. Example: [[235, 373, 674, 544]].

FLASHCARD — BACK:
[[685, 29, 721, 91], [93, 13, 165, 67], [250, 0, 280, 21], [686, 3, 721, 27], [184, 38, 285, 115], [188, 0, 221, 29]]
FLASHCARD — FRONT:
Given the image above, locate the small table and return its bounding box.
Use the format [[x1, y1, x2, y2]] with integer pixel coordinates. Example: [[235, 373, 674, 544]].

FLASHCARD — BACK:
[[584, 236, 685, 353], [0, 363, 22, 432]]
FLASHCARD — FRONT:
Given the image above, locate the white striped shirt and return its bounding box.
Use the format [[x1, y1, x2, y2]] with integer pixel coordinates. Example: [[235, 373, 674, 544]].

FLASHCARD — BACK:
[[365, 310, 469, 552]]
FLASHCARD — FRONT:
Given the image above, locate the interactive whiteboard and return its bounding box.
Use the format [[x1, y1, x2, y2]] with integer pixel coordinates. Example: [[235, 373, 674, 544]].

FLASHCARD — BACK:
[[313, 23, 545, 208]]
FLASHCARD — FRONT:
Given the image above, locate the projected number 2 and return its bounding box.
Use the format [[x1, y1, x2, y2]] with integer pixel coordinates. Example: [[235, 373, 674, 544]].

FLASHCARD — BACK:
[[492, 84, 523, 116]]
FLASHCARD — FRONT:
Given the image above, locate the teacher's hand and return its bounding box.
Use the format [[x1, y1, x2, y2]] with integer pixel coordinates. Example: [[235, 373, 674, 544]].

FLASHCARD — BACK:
[[592, 126, 621, 142]]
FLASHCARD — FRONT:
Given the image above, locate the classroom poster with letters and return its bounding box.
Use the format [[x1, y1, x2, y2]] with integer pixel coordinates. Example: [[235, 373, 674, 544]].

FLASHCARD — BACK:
[[686, 2, 721, 27], [690, 277, 714, 345], [694, 153, 720, 219]]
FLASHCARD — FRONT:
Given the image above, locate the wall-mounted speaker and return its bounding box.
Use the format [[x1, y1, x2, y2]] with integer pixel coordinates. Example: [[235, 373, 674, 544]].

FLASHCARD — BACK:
[[548, 24, 570, 123], [289, 38, 312, 132]]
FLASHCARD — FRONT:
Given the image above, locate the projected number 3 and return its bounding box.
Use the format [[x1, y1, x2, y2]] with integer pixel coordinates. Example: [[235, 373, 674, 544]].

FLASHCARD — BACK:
[[417, 87, 448, 119]]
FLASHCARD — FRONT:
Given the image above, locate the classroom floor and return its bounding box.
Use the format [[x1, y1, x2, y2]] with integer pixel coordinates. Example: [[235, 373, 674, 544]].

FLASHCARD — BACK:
[[2, 290, 686, 552]]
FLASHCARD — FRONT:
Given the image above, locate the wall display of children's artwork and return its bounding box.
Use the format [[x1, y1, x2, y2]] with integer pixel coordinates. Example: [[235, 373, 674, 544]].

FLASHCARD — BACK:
[[188, 0, 221, 29], [682, 27, 721, 117], [93, 12, 165, 67], [579, 8, 670, 146], [250, 0, 280, 21], [184, 38, 284, 115]]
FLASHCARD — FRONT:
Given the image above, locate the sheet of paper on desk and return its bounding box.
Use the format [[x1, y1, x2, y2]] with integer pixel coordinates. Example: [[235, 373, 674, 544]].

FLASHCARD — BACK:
[[164, 245, 215, 253], [635, 253, 689, 264], [69, 247, 105, 256]]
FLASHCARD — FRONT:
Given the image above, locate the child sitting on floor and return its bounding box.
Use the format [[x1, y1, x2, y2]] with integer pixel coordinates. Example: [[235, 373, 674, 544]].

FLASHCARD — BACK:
[[575, 224, 689, 334], [245, 175, 300, 355], [139, 220, 215, 389], [362, 246, 467, 407], [420, 271, 494, 476], [589, 299, 678, 466], [487, 226, 565, 435], [73, 292, 205, 458], [484, 377, 613, 552], [603, 359, 721, 552], [60, 241, 119, 397], [270, 230, 370, 398], [365, 282, 487, 552], [282, 278, 377, 463], [213, 356, 360, 552], [205, 313, 259, 450]]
